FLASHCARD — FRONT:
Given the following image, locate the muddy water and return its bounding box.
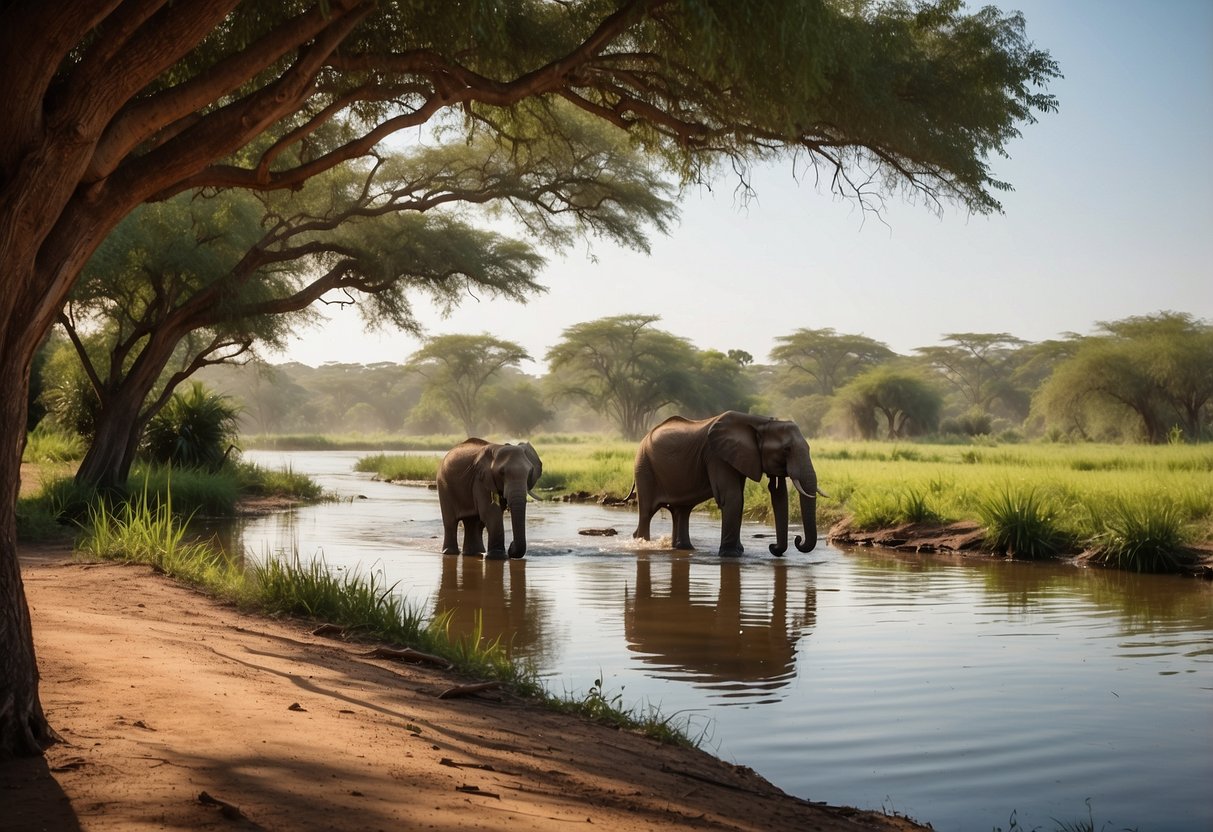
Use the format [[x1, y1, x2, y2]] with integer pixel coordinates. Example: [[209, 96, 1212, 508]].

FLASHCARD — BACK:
[[228, 451, 1213, 832]]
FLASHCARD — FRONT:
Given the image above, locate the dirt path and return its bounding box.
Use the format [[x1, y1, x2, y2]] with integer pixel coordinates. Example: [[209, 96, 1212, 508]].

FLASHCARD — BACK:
[[4, 550, 927, 832]]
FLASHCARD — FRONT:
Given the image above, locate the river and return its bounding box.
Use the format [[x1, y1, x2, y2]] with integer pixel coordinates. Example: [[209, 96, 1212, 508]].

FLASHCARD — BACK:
[[225, 450, 1213, 832]]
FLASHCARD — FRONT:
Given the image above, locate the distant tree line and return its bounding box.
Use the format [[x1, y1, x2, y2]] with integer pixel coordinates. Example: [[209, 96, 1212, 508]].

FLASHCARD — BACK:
[[34, 309, 1207, 446]]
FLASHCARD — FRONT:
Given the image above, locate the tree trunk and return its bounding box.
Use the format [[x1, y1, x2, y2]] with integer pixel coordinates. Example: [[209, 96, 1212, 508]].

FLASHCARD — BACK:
[[0, 353, 57, 757], [74, 389, 148, 492]]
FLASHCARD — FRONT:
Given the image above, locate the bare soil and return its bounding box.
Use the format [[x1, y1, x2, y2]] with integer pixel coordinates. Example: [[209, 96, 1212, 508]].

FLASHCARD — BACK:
[[4, 547, 928, 832]]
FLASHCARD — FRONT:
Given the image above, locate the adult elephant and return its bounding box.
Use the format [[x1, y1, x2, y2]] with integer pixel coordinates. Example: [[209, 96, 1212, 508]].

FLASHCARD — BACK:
[[632, 411, 820, 557], [437, 439, 543, 559]]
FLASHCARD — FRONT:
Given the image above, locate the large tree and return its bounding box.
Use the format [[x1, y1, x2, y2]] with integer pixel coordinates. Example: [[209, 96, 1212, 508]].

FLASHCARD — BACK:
[[914, 331, 1028, 418], [545, 314, 702, 439], [407, 334, 532, 436], [61, 112, 669, 490], [833, 365, 944, 439], [1032, 312, 1213, 442], [770, 328, 895, 397], [1, 0, 1058, 756]]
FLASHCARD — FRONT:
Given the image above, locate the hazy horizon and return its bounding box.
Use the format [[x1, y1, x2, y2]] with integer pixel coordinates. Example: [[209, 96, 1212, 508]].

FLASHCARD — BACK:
[[265, 0, 1213, 374]]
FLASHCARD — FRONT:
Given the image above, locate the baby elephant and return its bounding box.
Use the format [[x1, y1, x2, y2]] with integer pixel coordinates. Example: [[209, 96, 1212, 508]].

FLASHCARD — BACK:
[[436, 439, 543, 559]]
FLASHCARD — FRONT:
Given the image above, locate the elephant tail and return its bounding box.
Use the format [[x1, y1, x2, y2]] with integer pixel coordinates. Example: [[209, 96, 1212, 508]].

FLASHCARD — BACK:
[[602, 483, 636, 507]]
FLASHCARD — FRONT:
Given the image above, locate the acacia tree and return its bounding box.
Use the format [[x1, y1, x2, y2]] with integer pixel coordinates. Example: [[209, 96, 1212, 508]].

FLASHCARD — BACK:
[[62, 115, 669, 491], [1032, 313, 1213, 442], [408, 335, 532, 436], [1, 0, 1058, 757], [833, 366, 943, 439], [914, 332, 1028, 418], [770, 328, 895, 396], [546, 314, 701, 439]]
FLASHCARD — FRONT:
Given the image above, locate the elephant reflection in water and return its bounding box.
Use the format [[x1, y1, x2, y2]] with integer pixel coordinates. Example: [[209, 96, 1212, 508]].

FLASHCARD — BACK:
[[432, 555, 548, 661], [624, 558, 816, 695]]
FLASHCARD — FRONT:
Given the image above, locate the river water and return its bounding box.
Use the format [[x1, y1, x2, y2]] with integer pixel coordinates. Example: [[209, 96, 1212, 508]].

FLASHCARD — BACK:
[[228, 450, 1213, 832]]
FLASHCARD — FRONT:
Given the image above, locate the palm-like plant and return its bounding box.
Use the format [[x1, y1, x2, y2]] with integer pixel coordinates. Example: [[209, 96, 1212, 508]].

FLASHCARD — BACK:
[[142, 382, 240, 471]]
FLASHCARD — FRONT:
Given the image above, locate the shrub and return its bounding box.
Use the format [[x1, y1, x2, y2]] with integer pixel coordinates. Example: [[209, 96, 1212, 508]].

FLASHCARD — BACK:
[[143, 382, 240, 471], [1086, 498, 1189, 573], [978, 486, 1066, 559], [23, 424, 87, 463]]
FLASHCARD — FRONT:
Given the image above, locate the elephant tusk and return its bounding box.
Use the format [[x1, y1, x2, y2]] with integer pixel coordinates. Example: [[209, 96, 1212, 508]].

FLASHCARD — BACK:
[[791, 478, 815, 499], [817, 488, 830, 499], [528, 489, 543, 502]]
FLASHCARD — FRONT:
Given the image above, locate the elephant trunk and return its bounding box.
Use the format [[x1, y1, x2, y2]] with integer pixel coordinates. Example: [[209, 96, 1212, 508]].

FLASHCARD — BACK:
[[768, 477, 789, 557], [506, 483, 528, 558], [791, 470, 818, 553]]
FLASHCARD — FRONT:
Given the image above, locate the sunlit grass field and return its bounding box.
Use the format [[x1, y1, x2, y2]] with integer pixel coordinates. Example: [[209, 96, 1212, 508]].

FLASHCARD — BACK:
[[356, 437, 1213, 568]]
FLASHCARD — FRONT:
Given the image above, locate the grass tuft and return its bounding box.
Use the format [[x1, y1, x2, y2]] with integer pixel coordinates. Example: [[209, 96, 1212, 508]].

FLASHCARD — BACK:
[[1085, 498, 1190, 573], [978, 486, 1066, 559]]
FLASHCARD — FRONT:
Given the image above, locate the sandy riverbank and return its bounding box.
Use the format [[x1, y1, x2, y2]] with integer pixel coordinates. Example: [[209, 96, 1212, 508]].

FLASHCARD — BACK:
[[4, 548, 928, 831]]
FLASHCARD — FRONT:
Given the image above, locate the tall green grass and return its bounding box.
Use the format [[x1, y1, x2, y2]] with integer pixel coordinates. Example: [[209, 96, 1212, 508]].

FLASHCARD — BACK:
[[977, 487, 1067, 559], [354, 453, 441, 482], [245, 434, 462, 451], [23, 425, 87, 463], [73, 491, 696, 744], [1084, 497, 1190, 573], [354, 442, 637, 498]]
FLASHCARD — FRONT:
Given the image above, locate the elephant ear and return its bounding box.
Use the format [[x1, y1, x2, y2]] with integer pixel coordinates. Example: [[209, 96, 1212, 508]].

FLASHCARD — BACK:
[[707, 413, 763, 482], [519, 442, 543, 489], [473, 444, 499, 492]]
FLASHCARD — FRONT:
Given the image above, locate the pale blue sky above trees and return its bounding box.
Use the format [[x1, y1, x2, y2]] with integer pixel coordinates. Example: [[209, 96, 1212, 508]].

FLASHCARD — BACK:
[[272, 0, 1213, 374]]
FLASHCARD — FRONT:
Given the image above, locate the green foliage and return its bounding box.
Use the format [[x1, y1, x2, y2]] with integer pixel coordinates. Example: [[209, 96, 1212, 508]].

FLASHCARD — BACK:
[[770, 328, 895, 397], [551, 677, 705, 748], [832, 365, 944, 439], [142, 382, 241, 471], [22, 425, 86, 464], [354, 453, 441, 482], [482, 379, 553, 436], [545, 314, 706, 440], [978, 486, 1066, 559], [1032, 312, 1213, 443], [37, 337, 102, 438], [849, 487, 944, 530], [232, 461, 325, 501], [407, 334, 531, 436], [1085, 498, 1190, 573], [77, 484, 245, 595]]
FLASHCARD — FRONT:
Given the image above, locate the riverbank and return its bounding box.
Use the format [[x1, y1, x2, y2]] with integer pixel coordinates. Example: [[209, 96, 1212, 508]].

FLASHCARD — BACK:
[[6, 547, 928, 832]]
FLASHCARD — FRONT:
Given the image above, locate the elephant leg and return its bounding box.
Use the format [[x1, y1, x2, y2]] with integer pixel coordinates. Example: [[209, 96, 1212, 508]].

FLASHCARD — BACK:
[[461, 518, 485, 556], [716, 481, 746, 557], [633, 495, 656, 540], [441, 524, 460, 555], [483, 503, 507, 560], [671, 507, 695, 550], [439, 499, 461, 555]]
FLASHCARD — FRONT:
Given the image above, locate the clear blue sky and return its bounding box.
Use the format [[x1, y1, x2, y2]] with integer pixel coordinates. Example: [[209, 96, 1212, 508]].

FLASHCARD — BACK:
[[272, 0, 1213, 372]]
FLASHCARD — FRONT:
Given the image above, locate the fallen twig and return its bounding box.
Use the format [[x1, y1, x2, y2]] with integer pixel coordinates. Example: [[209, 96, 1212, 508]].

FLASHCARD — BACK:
[[440, 757, 496, 771], [357, 645, 453, 669], [311, 623, 344, 638], [456, 784, 501, 800], [437, 681, 503, 700], [198, 790, 245, 820]]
